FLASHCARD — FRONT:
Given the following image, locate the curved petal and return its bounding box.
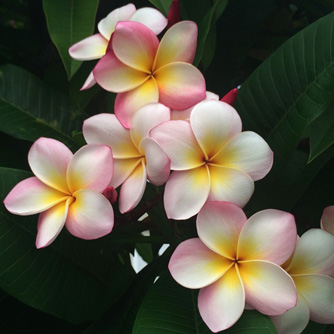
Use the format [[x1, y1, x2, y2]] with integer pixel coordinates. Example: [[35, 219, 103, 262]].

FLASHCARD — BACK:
[[118, 159, 147, 213], [115, 77, 159, 128], [98, 3, 136, 39], [150, 120, 204, 170], [81, 71, 96, 90], [169, 238, 232, 289], [237, 209, 297, 264], [67, 144, 113, 193], [155, 62, 206, 110], [111, 158, 141, 189], [197, 201, 247, 260], [130, 102, 170, 147], [154, 21, 197, 69], [208, 165, 254, 207], [130, 7, 168, 35], [270, 293, 310, 334], [212, 131, 273, 181], [321, 205, 334, 235], [140, 138, 170, 185], [36, 197, 74, 249], [239, 260, 297, 316], [69, 34, 108, 60], [190, 100, 242, 159], [287, 229, 334, 276], [163, 166, 210, 220], [167, 0, 180, 29], [294, 274, 334, 323], [83, 113, 141, 158], [28, 137, 72, 194], [198, 266, 245, 333], [93, 51, 148, 93], [112, 21, 158, 72], [4, 177, 68, 215], [66, 189, 114, 239]]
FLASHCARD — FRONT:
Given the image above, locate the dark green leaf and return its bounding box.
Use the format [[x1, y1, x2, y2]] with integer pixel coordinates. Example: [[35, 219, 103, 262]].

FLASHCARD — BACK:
[[147, 0, 172, 17]]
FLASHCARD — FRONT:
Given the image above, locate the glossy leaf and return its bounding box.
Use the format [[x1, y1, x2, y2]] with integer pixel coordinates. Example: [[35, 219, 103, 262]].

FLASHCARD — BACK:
[[148, 0, 173, 17]]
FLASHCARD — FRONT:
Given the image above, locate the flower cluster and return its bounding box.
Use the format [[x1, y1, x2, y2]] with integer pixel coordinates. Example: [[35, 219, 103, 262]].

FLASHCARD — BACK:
[[3, 2, 334, 334]]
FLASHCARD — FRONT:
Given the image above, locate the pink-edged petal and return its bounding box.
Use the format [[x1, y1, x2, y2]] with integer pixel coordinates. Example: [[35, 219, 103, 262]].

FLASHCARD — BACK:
[[221, 88, 238, 106], [239, 260, 297, 316], [150, 120, 204, 170], [190, 100, 242, 159], [130, 102, 170, 147], [197, 201, 247, 260], [93, 51, 148, 93], [69, 34, 108, 60], [111, 158, 141, 189], [140, 137, 170, 185], [167, 0, 180, 29], [287, 229, 334, 276], [118, 159, 147, 213], [112, 21, 158, 72], [36, 197, 74, 249], [66, 189, 114, 239], [28, 137, 72, 194], [80, 71, 96, 91], [212, 131, 273, 181], [163, 166, 210, 220], [67, 144, 113, 193], [294, 274, 334, 323], [83, 113, 141, 159], [115, 77, 159, 128], [4, 177, 68, 215], [154, 21, 197, 69], [130, 7, 168, 35], [98, 3, 136, 39], [208, 165, 254, 207], [169, 238, 232, 289], [321, 205, 334, 235], [237, 209, 297, 264], [198, 266, 245, 333], [270, 293, 310, 334], [155, 62, 206, 109]]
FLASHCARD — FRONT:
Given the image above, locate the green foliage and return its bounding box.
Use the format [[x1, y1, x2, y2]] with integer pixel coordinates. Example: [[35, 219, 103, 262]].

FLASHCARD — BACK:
[[147, 0, 173, 17]]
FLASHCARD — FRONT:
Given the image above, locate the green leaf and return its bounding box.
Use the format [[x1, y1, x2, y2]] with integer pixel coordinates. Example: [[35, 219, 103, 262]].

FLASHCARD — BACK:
[[43, 0, 99, 79], [0, 64, 82, 150], [133, 272, 277, 334], [147, 0, 172, 17], [0, 167, 134, 324]]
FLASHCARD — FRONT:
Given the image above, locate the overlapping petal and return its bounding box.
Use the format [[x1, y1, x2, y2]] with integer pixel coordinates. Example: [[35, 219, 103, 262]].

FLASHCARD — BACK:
[[321, 205, 334, 235], [81, 71, 96, 90], [111, 158, 141, 189]]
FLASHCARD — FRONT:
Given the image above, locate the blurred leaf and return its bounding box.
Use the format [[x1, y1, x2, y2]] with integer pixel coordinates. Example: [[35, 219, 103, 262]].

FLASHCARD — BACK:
[[43, 0, 99, 79], [147, 0, 172, 17], [0, 167, 134, 324], [0, 64, 83, 150], [302, 321, 334, 334], [135, 242, 153, 263]]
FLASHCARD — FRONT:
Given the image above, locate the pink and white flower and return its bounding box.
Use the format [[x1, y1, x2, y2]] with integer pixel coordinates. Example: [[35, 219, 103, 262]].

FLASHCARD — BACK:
[[169, 201, 298, 332], [3, 138, 114, 248], [151, 100, 273, 220]]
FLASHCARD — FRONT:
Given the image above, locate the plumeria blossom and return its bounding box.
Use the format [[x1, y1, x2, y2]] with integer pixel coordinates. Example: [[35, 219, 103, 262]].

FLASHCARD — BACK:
[[271, 228, 334, 334], [83, 103, 171, 213], [151, 100, 273, 220], [320, 205, 334, 235], [169, 201, 298, 332], [3, 138, 114, 248], [69, 3, 168, 90], [93, 20, 206, 128]]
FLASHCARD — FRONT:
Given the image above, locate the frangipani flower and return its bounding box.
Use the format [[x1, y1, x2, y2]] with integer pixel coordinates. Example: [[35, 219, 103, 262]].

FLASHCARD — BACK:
[[3, 138, 114, 248], [83, 103, 171, 213], [169, 201, 298, 332], [320, 205, 334, 235], [93, 20, 206, 128], [271, 228, 334, 334], [151, 100, 273, 220]]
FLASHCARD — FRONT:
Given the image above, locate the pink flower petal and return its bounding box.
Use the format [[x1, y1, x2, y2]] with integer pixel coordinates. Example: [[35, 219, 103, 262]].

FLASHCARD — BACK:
[[112, 21, 159, 72], [155, 62, 206, 110], [4, 177, 68, 215], [237, 209, 297, 265], [169, 238, 232, 289], [66, 189, 114, 239], [198, 266, 245, 332], [197, 201, 247, 260], [321, 205, 334, 235], [28, 137, 72, 194], [221, 88, 238, 106], [69, 34, 108, 60], [80, 71, 96, 90], [67, 144, 113, 193], [163, 166, 210, 220], [154, 21, 197, 69], [36, 197, 73, 249], [167, 0, 180, 29], [111, 158, 141, 189], [239, 260, 297, 316]]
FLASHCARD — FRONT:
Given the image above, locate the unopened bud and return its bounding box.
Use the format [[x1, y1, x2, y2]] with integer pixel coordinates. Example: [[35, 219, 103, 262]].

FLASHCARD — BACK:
[[221, 88, 238, 106], [102, 186, 118, 205]]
